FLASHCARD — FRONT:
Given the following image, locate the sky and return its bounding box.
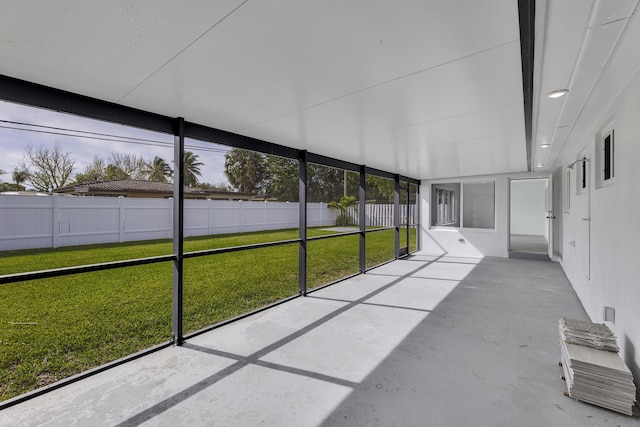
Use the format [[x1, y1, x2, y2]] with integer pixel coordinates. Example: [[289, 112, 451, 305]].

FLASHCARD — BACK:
[[0, 100, 231, 189]]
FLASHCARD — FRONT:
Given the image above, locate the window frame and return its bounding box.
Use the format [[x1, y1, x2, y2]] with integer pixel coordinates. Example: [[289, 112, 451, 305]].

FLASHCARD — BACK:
[[430, 180, 496, 230], [595, 120, 615, 189]]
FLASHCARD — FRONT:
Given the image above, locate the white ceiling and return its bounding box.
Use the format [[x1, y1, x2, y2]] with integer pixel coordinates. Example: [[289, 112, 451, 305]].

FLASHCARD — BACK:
[[532, 0, 640, 171], [5, 1, 637, 180], [0, 0, 529, 180]]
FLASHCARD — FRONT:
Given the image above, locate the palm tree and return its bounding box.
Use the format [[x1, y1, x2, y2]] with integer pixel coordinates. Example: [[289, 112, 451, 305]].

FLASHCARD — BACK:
[[13, 168, 29, 190], [224, 148, 266, 193], [328, 195, 358, 226], [143, 156, 173, 182], [182, 151, 203, 187]]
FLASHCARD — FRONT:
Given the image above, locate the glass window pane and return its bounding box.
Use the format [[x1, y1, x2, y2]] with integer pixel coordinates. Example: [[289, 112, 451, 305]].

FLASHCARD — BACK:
[[431, 183, 460, 227], [462, 182, 495, 229]]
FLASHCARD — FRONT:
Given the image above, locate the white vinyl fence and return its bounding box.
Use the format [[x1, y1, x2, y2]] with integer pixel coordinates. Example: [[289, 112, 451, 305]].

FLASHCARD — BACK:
[[344, 204, 416, 227], [0, 195, 337, 251]]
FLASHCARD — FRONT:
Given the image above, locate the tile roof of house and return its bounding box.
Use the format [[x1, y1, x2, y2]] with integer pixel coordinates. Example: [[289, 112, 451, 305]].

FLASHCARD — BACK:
[[64, 180, 208, 194]]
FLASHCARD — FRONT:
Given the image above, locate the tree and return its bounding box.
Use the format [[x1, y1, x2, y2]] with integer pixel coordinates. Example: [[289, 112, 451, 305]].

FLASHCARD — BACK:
[[366, 175, 395, 203], [196, 181, 232, 192], [143, 156, 173, 182], [12, 167, 28, 191], [75, 155, 108, 183], [263, 156, 298, 201], [328, 195, 358, 226], [107, 153, 146, 180], [23, 143, 75, 192], [224, 148, 266, 193], [182, 151, 203, 187]]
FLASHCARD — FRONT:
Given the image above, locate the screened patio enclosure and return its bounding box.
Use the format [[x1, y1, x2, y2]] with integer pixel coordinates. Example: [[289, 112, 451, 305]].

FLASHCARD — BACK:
[[0, 0, 534, 410]]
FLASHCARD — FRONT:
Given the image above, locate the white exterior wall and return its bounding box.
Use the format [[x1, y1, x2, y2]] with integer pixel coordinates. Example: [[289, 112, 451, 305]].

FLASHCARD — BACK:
[[420, 172, 550, 258], [555, 40, 640, 389]]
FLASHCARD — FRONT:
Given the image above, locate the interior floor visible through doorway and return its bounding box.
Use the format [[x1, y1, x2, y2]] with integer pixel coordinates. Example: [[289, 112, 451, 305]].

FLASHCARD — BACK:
[[510, 233, 548, 253]]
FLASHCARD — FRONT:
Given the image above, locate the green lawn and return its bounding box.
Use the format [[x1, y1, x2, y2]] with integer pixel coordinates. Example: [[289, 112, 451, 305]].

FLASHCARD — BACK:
[[0, 227, 413, 402]]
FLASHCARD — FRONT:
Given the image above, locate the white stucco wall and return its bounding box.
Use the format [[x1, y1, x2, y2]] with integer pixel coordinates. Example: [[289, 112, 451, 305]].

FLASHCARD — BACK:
[[420, 172, 551, 258], [555, 40, 640, 394]]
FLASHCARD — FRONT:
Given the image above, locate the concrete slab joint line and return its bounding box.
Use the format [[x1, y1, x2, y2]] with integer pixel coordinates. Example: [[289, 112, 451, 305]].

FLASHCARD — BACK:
[[114, 255, 446, 426]]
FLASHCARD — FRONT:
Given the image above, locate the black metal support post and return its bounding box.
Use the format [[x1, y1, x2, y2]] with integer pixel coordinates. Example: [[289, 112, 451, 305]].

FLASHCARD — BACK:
[[172, 118, 185, 346], [298, 150, 308, 296], [394, 174, 400, 259], [359, 165, 366, 272], [415, 184, 421, 252]]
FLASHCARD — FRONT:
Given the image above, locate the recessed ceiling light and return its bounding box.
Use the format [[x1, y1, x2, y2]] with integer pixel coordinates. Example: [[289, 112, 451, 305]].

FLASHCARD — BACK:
[[546, 89, 569, 99], [540, 143, 551, 148], [536, 163, 543, 168]]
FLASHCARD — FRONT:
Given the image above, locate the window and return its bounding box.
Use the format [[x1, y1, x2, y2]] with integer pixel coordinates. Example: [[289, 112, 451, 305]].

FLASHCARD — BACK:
[[431, 184, 460, 226], [430, 181, 495, 229], [596, 121, 615, 188], [462, 182, 495, 229]]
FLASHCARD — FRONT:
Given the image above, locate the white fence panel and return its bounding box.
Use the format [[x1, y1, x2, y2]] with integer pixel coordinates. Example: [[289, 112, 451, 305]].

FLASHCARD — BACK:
[[307, 202, 337, 227], [184, 199, 210, 237], [210, 200, 242, 235], [0, 195, 340, 251], [57, 196, 120, 247], [123, 198, 172, 242], [345, 204, 416, 227], [242, 201, 268, 233], [0, 195, 53, 251]]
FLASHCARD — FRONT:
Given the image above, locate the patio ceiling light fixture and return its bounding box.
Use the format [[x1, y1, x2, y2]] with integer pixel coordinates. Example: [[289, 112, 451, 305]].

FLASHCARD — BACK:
[[540, 143, 551, 148], [546, 89, 569, 99]]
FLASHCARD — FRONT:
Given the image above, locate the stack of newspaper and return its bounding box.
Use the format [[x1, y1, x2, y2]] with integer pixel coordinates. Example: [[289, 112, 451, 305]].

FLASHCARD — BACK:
[[559, 318, 619, 352], [559, 318, 636, 415]]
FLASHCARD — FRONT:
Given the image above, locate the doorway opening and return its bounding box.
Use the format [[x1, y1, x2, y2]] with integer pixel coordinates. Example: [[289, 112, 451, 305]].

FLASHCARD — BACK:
[[509, 178, 552, 261]]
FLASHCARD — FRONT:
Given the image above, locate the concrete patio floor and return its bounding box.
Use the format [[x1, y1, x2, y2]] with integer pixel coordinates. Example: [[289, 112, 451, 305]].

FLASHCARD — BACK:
[[2, 254, 636, 426]]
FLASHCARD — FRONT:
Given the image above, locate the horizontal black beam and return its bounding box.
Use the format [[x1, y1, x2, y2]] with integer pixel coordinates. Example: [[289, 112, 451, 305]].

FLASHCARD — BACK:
[[307, 230, 360, 242], [0, 74, 174, 135], [399, 175, 420, 185], [365, 227, 395, 233], [307, 153, 360, 173], [365, 166, 395, 180], [182, 238, 300, 259], [0, 254, 176, 285], [184, 122, 299, 159]]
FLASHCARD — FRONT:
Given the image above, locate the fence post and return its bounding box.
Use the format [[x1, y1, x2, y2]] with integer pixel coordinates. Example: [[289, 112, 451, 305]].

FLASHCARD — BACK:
[[52, 194, 60, 248], [238, 200, 243, 233], [319, 202, 323, 226], [118, 196, 125, 243], [208, 198, 213, 235], [168, 198, 173, 239], [264, 200, 268, 231]]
